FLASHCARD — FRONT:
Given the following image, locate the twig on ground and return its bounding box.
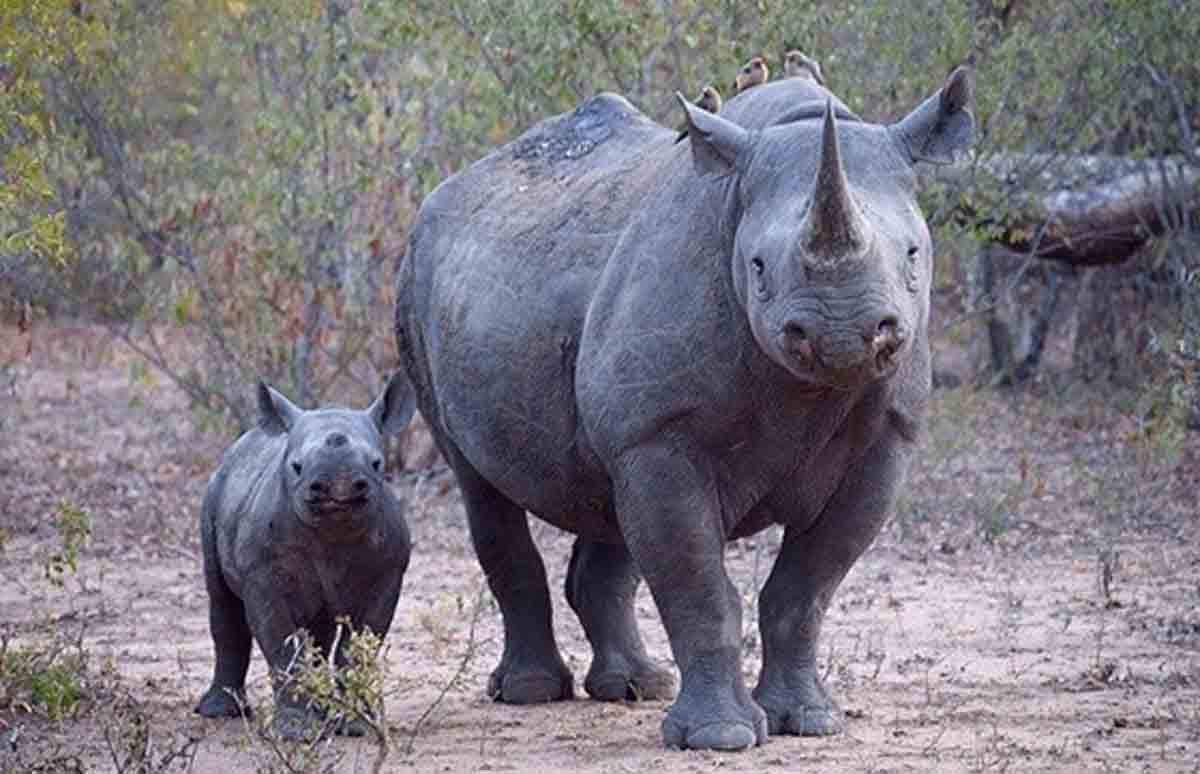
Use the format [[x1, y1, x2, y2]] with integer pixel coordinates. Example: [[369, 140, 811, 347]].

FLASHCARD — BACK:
[[402, 581, 488, 756]]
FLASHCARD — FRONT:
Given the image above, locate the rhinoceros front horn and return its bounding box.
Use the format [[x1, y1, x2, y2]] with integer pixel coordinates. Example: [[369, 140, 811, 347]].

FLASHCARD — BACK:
[[801, 100, 868, 262]]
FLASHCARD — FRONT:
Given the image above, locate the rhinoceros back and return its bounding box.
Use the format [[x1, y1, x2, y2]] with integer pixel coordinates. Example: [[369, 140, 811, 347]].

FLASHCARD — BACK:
[[397, 94, 677, 537], [720, 77, 861, 131]]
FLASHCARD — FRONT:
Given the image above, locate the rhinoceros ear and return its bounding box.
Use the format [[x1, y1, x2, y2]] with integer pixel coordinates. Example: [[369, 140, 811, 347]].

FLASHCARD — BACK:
[[257, 381, 302, 435], [889, 65, 975, 166], [675, 91, 752, 177], [368, 372, 416, 438]]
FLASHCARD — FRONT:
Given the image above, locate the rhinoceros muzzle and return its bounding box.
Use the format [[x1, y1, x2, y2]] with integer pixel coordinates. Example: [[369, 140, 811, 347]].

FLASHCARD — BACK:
[[305, 472, 372, 510], [779, 314, 906, 385]]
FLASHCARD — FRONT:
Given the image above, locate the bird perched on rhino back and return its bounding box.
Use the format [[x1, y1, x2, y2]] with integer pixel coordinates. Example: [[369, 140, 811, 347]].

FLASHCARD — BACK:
[[675, 85, 723, 143], [733, 56, 769, 94], [783, 49, 825, 85]]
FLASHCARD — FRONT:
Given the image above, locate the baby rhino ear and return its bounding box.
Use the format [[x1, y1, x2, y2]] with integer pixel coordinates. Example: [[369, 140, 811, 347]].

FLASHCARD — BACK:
[[257, 382, 302, 435], [890, 65, 975, 165], [368, 372, 416, 438]]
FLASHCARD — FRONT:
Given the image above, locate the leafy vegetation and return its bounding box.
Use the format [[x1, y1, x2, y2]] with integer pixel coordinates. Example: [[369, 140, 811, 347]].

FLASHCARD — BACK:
[[0, 628, 88, 721], [42, 499, 91, 588], [1, 0, 1196, 432]]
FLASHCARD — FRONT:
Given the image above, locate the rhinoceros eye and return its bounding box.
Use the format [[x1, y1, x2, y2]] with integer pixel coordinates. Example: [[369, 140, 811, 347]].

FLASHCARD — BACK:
[[291, 461, 302, 475], [905, 246, 920, 291], [372, 458, 382, 472], [750, 257, 771, 299]]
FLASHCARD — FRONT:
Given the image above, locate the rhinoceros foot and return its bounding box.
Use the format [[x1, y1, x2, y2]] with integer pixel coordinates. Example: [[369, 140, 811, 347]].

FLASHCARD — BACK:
[[584, 660, 676, 702], [194, 685, 250, 719], [661, 699, 768, 751], [273, 706, 326, 742], [761, 702, 843, 736], [487, 664, 574, 704], [336, 714, 370, 737], [753, 669, 845, 736]]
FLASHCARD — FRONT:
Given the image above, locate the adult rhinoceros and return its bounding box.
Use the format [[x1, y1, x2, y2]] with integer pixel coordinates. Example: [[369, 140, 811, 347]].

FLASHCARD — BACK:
[[395, 68, 974, 751]]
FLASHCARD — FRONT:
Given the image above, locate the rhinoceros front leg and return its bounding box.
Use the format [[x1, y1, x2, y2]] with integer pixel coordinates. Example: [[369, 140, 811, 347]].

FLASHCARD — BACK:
[[449, 449, 573, 703], [195, 517, 253, 719], [326, 583, 404, 738], [614, 444, 767, 751], [753, 435, 909, 736], [240, 589, 327, 740], [564, 537, 675, 701]]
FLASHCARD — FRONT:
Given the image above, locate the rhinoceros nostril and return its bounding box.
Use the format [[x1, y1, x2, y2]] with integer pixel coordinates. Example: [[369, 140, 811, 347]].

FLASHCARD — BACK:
[[871, 316, 903, 349], [782, 321, 814, 361], [309, 480, 329, 496], [352, 478, 369, 494], [783, 321, 808, 341]]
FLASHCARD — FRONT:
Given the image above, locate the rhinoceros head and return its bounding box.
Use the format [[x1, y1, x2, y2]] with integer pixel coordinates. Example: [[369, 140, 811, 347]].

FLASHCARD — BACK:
[[677, 67, 974, 390], [257, 373, 414, 536]]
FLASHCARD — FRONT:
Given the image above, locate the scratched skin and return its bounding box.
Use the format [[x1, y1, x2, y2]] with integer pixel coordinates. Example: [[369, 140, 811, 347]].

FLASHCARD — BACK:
[[396, 69, 975, 751]]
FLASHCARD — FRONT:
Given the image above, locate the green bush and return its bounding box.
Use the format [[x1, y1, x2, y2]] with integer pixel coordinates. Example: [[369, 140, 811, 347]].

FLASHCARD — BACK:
[[2, 0, 1195, 433], [0, 636, 88, 721]]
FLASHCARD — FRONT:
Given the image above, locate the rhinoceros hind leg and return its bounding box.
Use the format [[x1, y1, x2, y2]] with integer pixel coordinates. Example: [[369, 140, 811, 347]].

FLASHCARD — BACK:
[[446, 443, 573, 704], [565, 537, 675, 701]]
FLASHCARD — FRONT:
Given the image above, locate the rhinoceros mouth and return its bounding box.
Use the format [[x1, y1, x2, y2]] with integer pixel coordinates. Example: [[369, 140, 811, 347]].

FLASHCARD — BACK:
[[306, 494, 370, 510], [777, 355, 889, 393]]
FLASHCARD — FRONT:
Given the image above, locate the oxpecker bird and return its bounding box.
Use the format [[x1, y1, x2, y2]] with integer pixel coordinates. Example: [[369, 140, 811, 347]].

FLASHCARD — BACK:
[[784, 50, 825, 85], [733, 56, 769, 94]]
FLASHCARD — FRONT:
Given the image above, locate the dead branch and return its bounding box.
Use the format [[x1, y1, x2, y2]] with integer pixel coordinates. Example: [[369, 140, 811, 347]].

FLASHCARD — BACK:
[[936, 147, 1200, 265]]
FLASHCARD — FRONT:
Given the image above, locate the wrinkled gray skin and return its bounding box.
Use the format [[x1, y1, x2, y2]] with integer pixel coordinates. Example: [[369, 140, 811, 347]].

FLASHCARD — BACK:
[[396, 68, 974, 751], [194, 374, 415, 740]]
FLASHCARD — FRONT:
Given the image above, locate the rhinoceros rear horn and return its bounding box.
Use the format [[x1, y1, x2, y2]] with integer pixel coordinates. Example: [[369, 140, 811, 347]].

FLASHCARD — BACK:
[[890, 65, 975, 165], [801, 100, 868, 257]]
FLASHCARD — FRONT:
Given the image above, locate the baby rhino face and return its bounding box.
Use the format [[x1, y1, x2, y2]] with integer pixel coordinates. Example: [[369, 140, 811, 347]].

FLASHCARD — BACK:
[[285, 412, 385, 533], [256, 374, 415, 538]]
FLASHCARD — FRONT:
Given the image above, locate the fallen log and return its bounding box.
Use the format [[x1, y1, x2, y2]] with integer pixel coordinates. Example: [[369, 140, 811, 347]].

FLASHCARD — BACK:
[[933, 148, 1200, 265]]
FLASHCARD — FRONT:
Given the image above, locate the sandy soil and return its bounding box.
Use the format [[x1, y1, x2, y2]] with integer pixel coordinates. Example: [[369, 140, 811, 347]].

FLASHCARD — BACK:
[[1, 324, 1198, 773]]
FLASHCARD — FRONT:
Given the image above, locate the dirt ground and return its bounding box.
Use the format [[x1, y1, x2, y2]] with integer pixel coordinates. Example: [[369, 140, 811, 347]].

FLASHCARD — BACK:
[[1, 323, 1199, 773]]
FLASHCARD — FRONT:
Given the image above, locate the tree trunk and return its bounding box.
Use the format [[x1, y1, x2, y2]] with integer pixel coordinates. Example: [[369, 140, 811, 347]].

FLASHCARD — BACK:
[[973, 244, 1067, 386]]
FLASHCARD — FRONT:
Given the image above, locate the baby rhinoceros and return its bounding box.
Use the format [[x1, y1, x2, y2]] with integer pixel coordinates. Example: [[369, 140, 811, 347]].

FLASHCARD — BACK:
[[194, 373, 415, 739]]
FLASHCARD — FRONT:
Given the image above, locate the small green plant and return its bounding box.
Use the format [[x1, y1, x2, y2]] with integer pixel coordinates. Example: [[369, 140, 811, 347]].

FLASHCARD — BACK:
[[43, 500, 92, 588], [251, 619, 389, 774], [287, 619, 387, 737], [0, 628, 89, 721], [28, 661, 85, 721]]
